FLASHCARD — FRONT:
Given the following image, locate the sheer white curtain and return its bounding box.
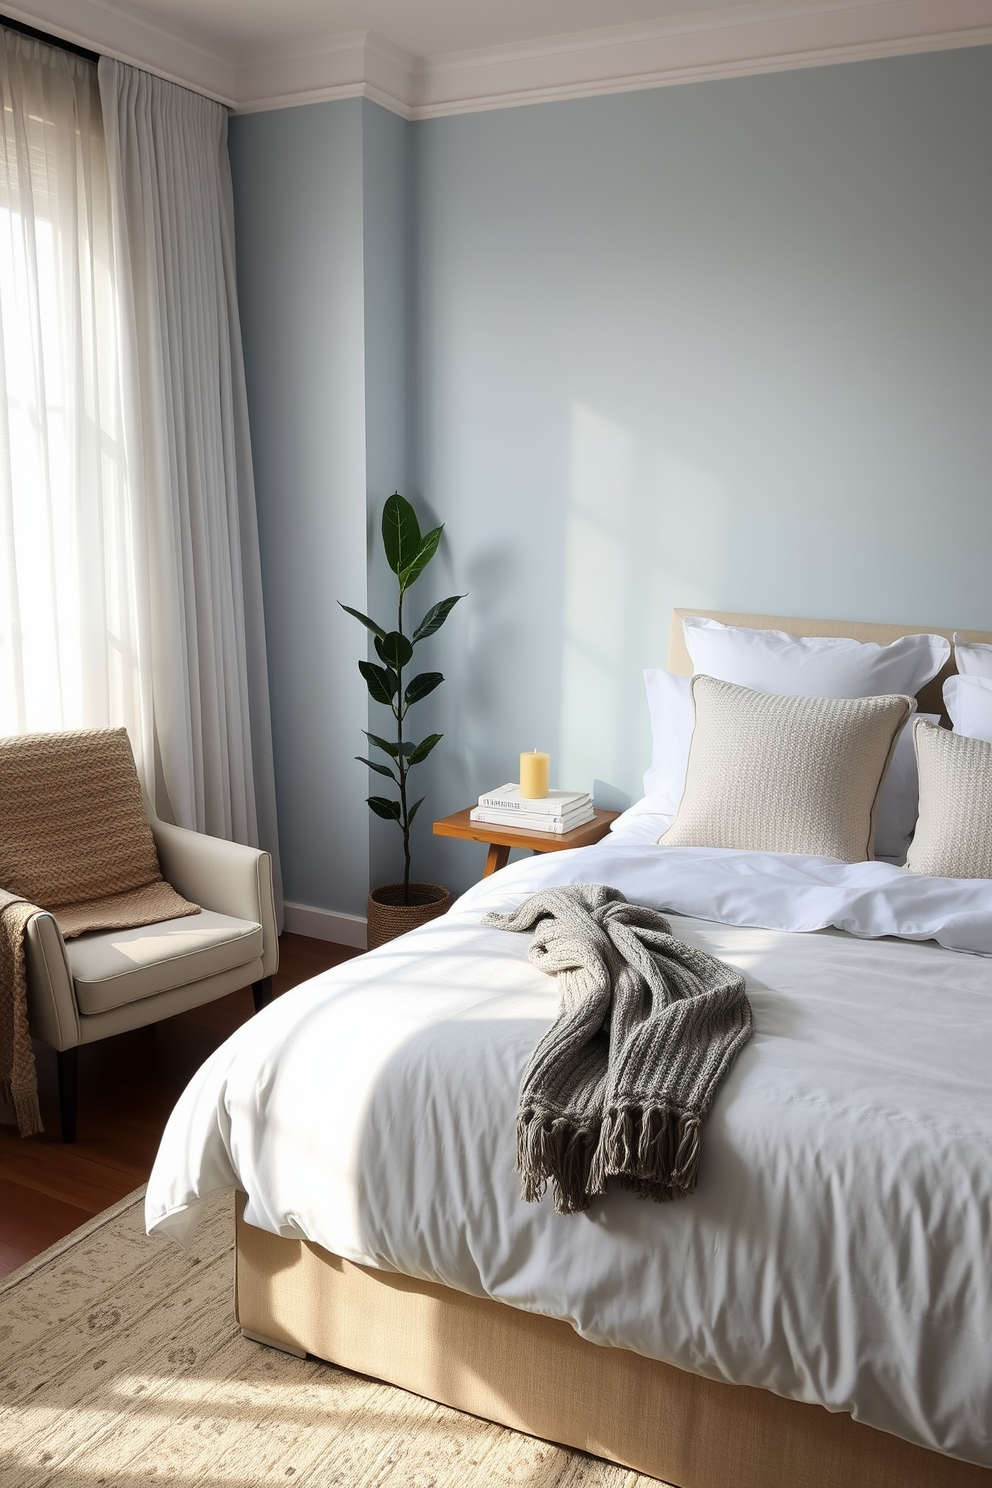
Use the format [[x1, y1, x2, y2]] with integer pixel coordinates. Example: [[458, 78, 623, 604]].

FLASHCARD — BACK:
[[0, 30, 281, 909], [98, 60, 280, 905], [0, 31, 150, 767]]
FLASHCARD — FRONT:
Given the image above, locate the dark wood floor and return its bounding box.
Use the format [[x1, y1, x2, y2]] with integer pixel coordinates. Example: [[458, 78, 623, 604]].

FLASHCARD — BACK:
[[0, 933, 360, 1279]]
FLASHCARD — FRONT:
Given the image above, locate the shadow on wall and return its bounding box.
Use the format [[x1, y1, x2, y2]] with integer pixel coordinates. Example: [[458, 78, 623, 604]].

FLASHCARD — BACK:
[[560, 401, 729, 804]]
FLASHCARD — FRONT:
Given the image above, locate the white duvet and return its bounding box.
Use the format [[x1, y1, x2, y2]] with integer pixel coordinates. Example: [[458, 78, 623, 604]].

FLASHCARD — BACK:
[[146, 843, 992, 1467]]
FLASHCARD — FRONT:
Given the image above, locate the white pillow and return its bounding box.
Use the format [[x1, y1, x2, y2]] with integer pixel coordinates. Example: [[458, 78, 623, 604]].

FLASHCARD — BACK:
[[609, 795, 676, 842], [641, 669, 693, 814], [953, 633, 992, 680], [944, 673, 992, 745], [683, 617, 949, 699]]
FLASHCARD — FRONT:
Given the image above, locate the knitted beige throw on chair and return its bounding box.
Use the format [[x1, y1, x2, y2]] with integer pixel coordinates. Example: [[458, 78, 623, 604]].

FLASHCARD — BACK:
[[0, 728, 199, 1136]]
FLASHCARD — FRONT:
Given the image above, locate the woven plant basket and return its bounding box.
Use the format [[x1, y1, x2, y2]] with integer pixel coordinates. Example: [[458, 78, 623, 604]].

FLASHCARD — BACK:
[[366, 882, 452, 950]]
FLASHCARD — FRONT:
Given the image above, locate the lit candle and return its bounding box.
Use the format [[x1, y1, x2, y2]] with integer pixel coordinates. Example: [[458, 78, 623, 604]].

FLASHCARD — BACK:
[[519, 749, 550, 799]]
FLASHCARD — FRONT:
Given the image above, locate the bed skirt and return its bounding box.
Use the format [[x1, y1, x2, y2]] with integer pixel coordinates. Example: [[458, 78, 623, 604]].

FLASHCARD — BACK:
[[234, 1199, 991, 1488]]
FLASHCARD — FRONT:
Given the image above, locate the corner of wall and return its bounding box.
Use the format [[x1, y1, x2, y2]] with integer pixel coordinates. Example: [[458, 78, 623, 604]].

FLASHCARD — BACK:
[[361, 100, 419, 893]]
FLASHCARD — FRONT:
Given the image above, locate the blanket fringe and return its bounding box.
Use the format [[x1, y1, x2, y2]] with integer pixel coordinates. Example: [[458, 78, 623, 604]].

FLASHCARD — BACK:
[[516, 1108, 597, 1215], [516, 1103, 702, 1213], [0, 1078, 43, 1138], [590, 1104, 701, 1202]]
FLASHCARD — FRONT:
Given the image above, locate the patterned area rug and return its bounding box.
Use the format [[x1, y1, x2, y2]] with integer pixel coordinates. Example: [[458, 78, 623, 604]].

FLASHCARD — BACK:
[[0, 1189, 662, 1487]]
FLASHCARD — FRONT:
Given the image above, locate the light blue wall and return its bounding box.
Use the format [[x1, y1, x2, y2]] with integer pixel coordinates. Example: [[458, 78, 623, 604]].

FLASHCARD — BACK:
[[410, 46, 992, 891], [231, 47, 992, 909], [229, 99, 371, 916]]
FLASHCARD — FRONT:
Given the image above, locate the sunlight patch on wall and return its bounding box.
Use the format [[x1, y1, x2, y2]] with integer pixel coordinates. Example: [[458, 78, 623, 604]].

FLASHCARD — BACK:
[[559, 403, 631, 796], [560, 402, 730, 801]]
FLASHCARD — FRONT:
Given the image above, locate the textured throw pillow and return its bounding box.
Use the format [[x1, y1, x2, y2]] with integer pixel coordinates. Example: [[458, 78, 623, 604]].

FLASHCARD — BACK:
[[643, 624, 948, 858], [642, 664, 928, 860], [660, 677, 914, 860], [943, 674, 992, 745], [906, 720, 992, 879], [872, 710, 940, 862]]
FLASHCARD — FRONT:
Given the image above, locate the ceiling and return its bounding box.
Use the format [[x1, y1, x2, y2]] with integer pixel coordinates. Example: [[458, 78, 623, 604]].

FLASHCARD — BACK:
[[65, 0, 758, 61], [5, 0, 991, 114]]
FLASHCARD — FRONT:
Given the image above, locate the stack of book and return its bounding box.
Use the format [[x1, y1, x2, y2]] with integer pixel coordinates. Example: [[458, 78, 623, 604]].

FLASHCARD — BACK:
[[470, 784, 595, 835]]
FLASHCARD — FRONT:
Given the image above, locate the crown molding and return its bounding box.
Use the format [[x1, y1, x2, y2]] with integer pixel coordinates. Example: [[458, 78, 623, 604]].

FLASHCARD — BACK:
[[233, 31, 415, 118], [0, 0, 236, 101], [4, 1, 991, 119], [403, 1, 992, 120], [231, 0, 992, 118]]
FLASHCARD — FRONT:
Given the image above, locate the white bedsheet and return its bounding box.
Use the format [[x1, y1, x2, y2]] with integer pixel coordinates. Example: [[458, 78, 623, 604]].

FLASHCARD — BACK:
[[146, 844, 992, 1466]]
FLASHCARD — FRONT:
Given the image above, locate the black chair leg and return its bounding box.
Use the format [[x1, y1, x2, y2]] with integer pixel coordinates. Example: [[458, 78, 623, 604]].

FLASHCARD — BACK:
[[252, 977, 273, 1013], [57, 1048, 78, 1144]]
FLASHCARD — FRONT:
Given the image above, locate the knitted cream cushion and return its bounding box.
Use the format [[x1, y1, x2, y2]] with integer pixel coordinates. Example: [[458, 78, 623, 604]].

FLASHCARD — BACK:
[[660, 676, 914, 861], [906, 720, 992, 878]]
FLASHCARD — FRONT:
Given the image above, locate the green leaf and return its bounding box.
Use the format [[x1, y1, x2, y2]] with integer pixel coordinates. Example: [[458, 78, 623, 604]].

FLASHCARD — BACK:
[[375, 630, 414, 671], [356, 755, 398, 782], [364, 730, 399, 759], [359, 660, 398, 704], [407, 797, 425, 827], [412, 595, 461, 644], [405, 671, 443, 706], [407, 732, 442, 765], [381, 494, 421, 577], [339, 602, 387, 641], [399, 525, 442, 592], [368, 795, 401, 821]]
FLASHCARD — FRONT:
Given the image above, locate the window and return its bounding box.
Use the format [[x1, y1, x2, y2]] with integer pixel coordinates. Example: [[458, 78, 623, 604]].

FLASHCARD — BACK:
[[0, 32, 142, 744]]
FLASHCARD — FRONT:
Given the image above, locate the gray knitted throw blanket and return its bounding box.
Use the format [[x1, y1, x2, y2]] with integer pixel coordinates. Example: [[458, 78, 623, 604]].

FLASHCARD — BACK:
[[482, 884, 753, 1215]]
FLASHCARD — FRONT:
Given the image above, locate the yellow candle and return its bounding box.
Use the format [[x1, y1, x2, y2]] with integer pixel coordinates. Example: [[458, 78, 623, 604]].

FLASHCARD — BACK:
[[519, 749, 550, 799]]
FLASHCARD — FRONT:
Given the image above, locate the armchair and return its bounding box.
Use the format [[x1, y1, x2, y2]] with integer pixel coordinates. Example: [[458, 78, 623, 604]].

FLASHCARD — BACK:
[[23, 809, 279, 1142]]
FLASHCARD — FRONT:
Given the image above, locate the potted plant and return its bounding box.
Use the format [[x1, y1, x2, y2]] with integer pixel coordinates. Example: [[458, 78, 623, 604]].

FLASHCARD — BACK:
[[342, 493, 462, 949]]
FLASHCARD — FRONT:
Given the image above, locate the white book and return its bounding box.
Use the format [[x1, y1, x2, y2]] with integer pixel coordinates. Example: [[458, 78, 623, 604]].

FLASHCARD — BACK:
[[477, 783, 590, 817], [471, 806, 596, 835], [470, 808, 595, 835]]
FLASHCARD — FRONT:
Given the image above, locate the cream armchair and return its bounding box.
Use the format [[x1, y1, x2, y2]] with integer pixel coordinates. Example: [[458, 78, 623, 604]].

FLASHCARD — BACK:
[[23, 811, 279, 1143]]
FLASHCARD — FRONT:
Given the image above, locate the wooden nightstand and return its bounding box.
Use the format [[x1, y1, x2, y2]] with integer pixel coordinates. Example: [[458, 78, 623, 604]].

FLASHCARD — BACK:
[[433, 807, 619, 878]]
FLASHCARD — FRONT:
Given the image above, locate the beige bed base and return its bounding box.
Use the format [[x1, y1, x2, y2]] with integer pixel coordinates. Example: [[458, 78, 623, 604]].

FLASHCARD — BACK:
[[236, 611, 992, 1488], [235, 1205, 990, 1488]]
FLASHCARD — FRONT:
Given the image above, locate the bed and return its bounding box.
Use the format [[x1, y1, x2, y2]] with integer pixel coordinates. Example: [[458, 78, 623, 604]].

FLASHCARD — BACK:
[[146, 612, 992, 1488]]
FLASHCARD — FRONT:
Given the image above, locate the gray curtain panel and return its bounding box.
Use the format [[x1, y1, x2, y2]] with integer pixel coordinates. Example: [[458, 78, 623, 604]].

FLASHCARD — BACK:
[[99, 58, 282, 918]]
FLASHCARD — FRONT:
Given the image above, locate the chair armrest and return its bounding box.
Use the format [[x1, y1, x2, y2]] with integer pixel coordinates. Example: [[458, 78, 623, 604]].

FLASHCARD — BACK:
[[24, 911, 80, 1051], [150, 820, 279, 978]]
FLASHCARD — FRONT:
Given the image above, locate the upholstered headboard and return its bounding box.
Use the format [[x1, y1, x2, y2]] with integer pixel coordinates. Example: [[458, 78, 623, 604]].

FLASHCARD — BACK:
[[668, 609, 992, 720]]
